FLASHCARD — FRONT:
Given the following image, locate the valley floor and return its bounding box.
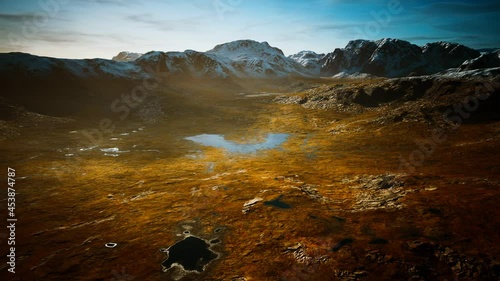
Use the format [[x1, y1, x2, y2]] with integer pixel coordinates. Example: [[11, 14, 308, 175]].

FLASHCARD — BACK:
[[0, 77, 499, 280]]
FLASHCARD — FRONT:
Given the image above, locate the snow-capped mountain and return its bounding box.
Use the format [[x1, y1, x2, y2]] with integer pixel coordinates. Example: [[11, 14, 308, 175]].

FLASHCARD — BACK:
[[0, 40, 305, 80], [422, 42, 481, 73], [366, 38, 424, 77], [458, 50, 500, 71], [0, 39, 493, 82], [288, 51, 325, 74], [135, 50, 232, 79], [0, 52, 143, 79], [477, 48, 500, 54], [319, 40, 378, 75], [206, 40, 309, 77], [134, 40, 309, 78], [320, 39, 480, 77], [112, 51, 143, 62]]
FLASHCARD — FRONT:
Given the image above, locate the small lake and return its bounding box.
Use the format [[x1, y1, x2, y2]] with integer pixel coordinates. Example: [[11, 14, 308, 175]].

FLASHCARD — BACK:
[[185, 133, 289, 153]]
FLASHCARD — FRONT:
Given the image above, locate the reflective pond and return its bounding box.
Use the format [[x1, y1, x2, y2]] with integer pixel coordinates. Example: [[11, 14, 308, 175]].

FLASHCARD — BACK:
[[185, 133, 289, 153]]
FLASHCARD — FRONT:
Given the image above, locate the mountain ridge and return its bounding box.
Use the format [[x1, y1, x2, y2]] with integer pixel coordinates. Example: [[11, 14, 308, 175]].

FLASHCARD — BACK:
[[318, 38, 481, 77], [2, 39, 499, 81]]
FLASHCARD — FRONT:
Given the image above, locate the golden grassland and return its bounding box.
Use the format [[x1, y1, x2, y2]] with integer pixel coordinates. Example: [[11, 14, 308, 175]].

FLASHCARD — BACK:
[[1, 78, 499, 280]]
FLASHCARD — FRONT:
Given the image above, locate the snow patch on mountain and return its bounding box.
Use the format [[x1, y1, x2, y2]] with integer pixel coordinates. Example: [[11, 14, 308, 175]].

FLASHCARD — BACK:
[[439, 67, 500, 79], [332, 72, 376, 79], [367, 38, 424, 77], [206, 40, 309, 77], [1, 39, 496, 81], [136, 50, 232, 78], [288, 51, 325, 74], [112, 51, 143, 62], [459, 50, 500, 71], [320, 38, 481, 78], [0, 52, 143, 79]]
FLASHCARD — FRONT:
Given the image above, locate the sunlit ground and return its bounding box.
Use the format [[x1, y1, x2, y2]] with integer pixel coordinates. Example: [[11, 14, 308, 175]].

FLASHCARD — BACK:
[[1, 82, 499, 280]]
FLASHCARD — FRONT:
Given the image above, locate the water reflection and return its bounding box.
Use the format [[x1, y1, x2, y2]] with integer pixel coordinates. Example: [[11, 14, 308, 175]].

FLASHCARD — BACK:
[[185, 133, 289, 153]]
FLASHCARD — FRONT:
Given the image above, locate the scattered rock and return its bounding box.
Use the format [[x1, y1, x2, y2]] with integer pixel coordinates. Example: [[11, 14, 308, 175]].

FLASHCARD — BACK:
[[274, 95, 308, 105], [284, 243, 329, 265], [365, 249, 394, 264], [242, 197, 263, 214], [333, 269, 369, 280], [293, 184, 340, 203], [346, 174, 410, 212], [354, 270, 368, 277], [230, 277, 247, 281], [432, 244, 499, 279]]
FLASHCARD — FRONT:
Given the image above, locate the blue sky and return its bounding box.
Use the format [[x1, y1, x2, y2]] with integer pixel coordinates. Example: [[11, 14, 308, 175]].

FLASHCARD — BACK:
[[0, 0, 499, 59]]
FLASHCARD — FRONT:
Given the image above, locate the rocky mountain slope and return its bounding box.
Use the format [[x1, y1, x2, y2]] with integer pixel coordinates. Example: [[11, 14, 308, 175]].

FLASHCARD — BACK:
[[288, 51, 325, 75], [2, 39, 497, 83], [206, 40, 308, 77], [459, 50, 500, 71], [112, 51, 143, 62], [0, 52, 144, 79], [317, 39, 481, 77], [134, 40, 310, 78], [135, 50, 233, 79], [2, 38, 499, 120]]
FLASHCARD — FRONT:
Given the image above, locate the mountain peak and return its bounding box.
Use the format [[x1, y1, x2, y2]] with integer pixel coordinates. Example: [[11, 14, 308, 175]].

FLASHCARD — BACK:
[[289, 51, 325, 74], [207, 40, 285, 59], [112, 51, 142, 62], [321, 38, 481, 77], [2, 38, 493, 80]]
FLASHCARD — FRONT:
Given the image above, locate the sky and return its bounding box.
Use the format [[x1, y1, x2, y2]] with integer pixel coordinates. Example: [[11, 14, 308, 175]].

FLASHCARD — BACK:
[[0, 0, 499, 59]]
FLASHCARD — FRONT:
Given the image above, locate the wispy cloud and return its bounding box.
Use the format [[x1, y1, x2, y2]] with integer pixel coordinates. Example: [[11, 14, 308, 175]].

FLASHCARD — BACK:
[[401, 36, 454, 42], [76, 0, 130, 7], [315, 23, 360, 31], [1, 0, 499, 58], [125, 13, 201, 32], [0, 13, 34, 23], [415, 1, 500, 15]]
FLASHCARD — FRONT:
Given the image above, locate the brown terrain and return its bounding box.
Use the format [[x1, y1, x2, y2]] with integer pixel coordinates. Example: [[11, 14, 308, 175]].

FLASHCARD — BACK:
[[1, 74, 499, 280]]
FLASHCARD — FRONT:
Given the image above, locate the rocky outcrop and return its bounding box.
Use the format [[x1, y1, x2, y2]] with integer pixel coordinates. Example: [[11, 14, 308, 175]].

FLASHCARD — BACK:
[[320, 39, 480, 77]]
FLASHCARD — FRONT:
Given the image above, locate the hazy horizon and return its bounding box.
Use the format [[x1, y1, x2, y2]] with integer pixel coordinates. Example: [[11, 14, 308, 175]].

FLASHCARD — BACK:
[[1, 0, 499, 59]]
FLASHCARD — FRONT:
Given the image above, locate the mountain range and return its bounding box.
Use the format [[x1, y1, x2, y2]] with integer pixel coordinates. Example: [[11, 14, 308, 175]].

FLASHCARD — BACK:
[[1, 39, 499, 81]]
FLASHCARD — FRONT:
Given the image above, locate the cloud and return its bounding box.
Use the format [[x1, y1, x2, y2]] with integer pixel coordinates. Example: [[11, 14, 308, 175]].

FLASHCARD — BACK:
[[126, 13, 162, 26], [401, 35, 454, 42], [0, 13, 33, 23], [315, 23, 361, 31], [125, 13, 201, 32], [319, 0, 373, 4], [416, 1, 500, 15], [434, 21, 497, 34], [75, 0, 130, 7]]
